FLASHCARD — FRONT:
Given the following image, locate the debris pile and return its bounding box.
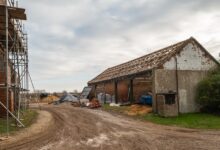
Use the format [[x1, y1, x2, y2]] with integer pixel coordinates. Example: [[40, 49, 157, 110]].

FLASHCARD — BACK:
[[89, 99, 101, 109], [71, 98, 101, 109]]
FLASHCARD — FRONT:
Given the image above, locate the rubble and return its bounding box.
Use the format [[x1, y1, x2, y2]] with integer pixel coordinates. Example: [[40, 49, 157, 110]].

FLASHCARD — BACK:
[[71, 98, 101, 109], [88, 99, 101, 109]]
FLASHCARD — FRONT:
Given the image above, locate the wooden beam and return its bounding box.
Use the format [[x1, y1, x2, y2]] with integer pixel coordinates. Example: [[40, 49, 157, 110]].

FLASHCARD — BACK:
[[89, 69, 153, 85], [104, 83, 106, 104], [129, 79, 134, 103], [0, 6, 27, 20], [114, 81, 118, 104], [94, 85, 97, 98]]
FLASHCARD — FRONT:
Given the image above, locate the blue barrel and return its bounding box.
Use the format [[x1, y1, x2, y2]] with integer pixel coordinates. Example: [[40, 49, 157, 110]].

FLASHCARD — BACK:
[[140, 95, 152, 105]]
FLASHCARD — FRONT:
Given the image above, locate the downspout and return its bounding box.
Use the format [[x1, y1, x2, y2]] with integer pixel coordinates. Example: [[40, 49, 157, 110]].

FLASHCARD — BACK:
[[175, 56, 180, 114]]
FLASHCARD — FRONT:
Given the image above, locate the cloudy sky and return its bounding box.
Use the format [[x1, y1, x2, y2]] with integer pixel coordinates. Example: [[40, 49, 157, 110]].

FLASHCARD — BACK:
[[19, 0, 220, 92]]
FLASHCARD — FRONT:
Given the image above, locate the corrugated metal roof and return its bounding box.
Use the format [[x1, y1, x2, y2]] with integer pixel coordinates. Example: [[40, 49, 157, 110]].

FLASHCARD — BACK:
[[88, 37, 216, 84]]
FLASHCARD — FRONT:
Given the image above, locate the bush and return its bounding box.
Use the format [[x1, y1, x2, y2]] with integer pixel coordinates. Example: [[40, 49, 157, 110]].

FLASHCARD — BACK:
[[196, 67, 220, 111]]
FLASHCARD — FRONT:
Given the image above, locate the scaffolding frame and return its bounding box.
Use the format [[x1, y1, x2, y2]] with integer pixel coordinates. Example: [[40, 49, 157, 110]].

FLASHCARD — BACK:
[[0, 0, 28, 135]]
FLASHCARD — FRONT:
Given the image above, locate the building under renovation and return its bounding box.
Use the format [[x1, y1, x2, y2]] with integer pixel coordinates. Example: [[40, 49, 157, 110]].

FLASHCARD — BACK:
[[0, 0, 28, 118], [88, 37, 219, 116]]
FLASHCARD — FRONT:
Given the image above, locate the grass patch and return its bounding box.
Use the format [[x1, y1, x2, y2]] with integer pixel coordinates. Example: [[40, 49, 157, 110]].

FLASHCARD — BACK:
[[102, 104, 220, 129], [0, 109, 38, 134], [142, 113, 220, 129]]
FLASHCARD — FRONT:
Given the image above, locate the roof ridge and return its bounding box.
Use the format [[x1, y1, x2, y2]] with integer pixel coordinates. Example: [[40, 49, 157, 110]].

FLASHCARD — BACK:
[[107, 37, 191, 71], [88, 37, 195, 84]]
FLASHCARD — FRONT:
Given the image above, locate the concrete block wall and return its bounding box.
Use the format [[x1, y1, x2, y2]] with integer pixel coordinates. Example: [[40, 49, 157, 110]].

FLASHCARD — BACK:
[[157, 95, 178, 117], [154, 69, 209, 113], [153, 41, 219, 114]]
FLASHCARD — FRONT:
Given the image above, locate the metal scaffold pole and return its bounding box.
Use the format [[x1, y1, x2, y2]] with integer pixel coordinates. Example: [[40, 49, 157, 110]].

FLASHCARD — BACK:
[[0, 0, 28, 135], [5, 0, 9, 136]]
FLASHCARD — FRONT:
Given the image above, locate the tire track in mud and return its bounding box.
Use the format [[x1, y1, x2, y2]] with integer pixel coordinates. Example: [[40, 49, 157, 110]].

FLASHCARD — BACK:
[[1, 107, 64, 150], [2, 104, 220, 150]]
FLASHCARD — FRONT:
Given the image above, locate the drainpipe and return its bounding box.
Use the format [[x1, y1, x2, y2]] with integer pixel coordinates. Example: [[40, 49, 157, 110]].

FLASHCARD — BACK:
[[175, 56, 180, 114]]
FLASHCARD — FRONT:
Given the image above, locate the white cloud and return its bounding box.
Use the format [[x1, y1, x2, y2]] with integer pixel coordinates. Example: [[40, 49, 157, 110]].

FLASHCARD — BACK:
[[19, 0, 220, 92]]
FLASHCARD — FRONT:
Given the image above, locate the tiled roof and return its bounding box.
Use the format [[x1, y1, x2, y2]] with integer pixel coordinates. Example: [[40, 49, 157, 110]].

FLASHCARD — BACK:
[[88, 37, 202, 84]]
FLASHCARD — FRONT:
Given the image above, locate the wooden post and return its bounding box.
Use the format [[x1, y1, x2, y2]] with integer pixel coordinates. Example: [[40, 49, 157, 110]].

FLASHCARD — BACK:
[[94, 85, 97, 98], [152, 69, 157, 113], [129, 79, 134, 103], [114, 81, 118, 104], [104, 83, 106, 104]]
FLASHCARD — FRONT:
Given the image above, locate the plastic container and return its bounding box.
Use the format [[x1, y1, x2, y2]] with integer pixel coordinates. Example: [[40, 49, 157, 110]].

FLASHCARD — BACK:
[[140, 95, 152, 105]]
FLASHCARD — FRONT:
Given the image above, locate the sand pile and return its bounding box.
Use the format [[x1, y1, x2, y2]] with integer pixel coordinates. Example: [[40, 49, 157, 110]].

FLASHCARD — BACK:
[[41, 95, 59, 104]]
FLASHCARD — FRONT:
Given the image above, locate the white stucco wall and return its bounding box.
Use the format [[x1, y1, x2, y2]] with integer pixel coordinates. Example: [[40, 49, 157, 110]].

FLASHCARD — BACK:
[[163, 42, 218, 70], [157, 41, 219, 113]]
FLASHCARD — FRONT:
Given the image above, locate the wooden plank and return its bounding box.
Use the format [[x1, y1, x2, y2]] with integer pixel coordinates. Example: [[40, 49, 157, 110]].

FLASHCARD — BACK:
[[8, 7, 26, 20], [0, 6, 27, 20]]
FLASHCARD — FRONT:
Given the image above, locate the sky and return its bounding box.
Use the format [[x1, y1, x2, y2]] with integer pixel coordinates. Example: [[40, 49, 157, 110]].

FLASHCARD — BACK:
[[19, 0, 220, 92]]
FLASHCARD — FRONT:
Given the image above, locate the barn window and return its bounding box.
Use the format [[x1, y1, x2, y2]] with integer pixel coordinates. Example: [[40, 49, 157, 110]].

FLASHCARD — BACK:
[[165, 94, 175, 105]]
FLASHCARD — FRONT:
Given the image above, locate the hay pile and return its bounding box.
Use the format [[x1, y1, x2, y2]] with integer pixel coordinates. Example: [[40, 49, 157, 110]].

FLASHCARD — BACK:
[[125, 105, 152, 116]]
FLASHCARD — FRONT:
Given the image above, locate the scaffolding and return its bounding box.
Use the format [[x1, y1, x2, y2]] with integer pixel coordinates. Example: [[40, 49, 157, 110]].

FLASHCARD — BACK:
[[0, 0, 28, 135]]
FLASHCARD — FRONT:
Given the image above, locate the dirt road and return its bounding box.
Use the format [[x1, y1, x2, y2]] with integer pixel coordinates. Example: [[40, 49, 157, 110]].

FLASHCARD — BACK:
[[1, 104, 220, 150]]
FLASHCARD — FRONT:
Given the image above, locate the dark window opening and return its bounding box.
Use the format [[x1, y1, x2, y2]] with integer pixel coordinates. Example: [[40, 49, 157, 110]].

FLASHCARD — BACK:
[[165, 94, 175, 105]]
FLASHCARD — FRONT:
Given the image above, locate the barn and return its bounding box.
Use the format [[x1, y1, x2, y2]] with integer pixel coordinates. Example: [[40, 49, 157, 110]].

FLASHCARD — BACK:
[[88, 37, 219, 117]]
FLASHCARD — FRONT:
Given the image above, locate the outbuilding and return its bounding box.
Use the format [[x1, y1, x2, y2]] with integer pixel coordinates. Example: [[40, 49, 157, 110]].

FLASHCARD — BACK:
[[88, 37, 219, 116]]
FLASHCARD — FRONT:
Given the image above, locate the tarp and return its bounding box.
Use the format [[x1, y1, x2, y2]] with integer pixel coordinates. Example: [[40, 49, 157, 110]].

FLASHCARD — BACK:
[[59, 93, 78, 103], [97, 93, 112, 104]]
